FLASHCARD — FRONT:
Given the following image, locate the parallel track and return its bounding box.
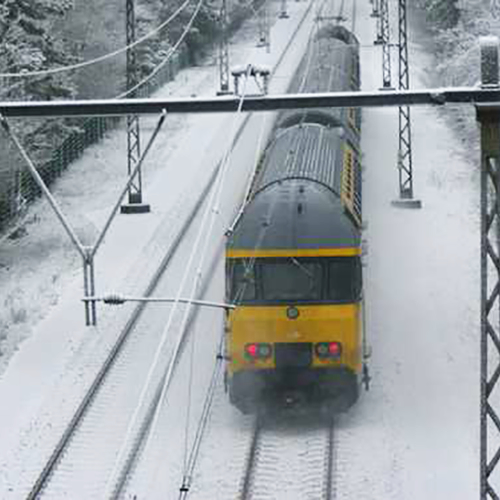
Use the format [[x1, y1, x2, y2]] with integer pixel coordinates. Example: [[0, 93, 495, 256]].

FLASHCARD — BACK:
[[27, 152, 230, 500], [26, 2, 317, 498]]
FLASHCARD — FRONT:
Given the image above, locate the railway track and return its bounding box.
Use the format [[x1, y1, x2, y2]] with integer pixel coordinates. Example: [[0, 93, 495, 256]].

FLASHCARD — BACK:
[[240, 412, 337, 500], [23, 3, 317, 499]]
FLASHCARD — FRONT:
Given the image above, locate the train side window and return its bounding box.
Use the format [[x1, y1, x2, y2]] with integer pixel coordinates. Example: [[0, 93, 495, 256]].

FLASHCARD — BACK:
[[328, 257, 362, 302], [231, 260, 257, 302]]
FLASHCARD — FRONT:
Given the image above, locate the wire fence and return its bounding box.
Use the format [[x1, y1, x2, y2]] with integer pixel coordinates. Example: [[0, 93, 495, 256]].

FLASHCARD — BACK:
[[0, 49, 188, 238]]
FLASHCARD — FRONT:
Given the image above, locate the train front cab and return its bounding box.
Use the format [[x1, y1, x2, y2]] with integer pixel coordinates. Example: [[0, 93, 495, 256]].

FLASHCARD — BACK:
[[225, 248, 362, 414]]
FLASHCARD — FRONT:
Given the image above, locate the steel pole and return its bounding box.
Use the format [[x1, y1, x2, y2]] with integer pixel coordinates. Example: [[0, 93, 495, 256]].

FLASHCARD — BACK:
[[394, 0, 419, 205], [380, 0, 391, 88], [123, 0, 150, 213], [218, 0, 231, 94], [477, 35, 500, 500]]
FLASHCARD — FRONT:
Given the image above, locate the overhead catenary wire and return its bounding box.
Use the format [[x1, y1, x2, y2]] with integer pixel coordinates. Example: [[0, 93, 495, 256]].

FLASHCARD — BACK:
[[229, 0, 334, 306], [177, 331, 226, 499], [117, 0, 205, 99], [228, 0, 329, 235], [0, 0, 194, 79], [102, 66, 253, 500], [149, 65, 254, 491]]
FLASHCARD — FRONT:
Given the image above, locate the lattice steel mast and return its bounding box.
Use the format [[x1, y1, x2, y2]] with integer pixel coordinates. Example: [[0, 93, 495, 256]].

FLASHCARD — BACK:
[[279, 0, 289, 19], [478, 37, 500, 500], [380, 0, 391, 88], [218, 0, 231, 94], [122, 0, 149, 213], [257, 0, 270, 50], [396, 0, 414, 200]]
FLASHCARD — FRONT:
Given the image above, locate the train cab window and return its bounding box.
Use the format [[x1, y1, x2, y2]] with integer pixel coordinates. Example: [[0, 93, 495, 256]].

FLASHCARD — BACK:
[[230, 260, 257, 302], [261, 258, 322, 302], [328, 257, 361, 302]]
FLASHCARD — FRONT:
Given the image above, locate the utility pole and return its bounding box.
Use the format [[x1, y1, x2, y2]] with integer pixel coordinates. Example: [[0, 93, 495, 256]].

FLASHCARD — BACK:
[[393, 0, 420, 207], [121, 0, 150, 213], [218, 0, 232, 94]]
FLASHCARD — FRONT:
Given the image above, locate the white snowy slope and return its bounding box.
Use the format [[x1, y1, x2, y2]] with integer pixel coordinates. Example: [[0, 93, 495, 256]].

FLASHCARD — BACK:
[[0, 0, 482, 498]]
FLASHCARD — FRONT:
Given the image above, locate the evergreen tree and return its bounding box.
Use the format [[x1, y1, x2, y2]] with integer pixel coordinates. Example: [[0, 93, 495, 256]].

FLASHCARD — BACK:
[[422, 0, 460, 30], [0, 0, 76, 101]]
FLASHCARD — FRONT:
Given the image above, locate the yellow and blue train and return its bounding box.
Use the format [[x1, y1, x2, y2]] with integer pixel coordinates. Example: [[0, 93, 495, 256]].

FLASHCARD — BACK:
[[225, 25, 366, 413]]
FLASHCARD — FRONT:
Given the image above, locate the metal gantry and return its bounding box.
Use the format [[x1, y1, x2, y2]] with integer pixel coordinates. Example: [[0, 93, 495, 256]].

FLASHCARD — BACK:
[[122, 0, 149, 213], [478, 37, 500, 500], [218, 0, 231, 94]]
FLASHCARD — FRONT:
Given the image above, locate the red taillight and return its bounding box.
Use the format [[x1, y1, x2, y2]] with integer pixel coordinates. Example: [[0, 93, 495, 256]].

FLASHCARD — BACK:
[[328, 342, 341, 356], [245, 343, 258, 358], [315, 342, 342, 359], [244, 343, 272, 360]]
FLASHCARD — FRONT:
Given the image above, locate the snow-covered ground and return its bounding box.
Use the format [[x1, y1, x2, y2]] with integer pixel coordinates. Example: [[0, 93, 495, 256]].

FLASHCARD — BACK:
[[0, 0, 483, 497]]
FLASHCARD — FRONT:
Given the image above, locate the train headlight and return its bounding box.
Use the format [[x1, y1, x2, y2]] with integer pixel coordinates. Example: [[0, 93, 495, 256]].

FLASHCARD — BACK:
[[244, 343, 272, 360], [258, 343, 272, 358], [286, 306, 299, 320], [315, 342, 342, 360]]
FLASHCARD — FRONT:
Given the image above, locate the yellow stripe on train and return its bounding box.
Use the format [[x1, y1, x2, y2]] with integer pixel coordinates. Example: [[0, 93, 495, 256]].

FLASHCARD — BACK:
[[226, 247, 361, 258]]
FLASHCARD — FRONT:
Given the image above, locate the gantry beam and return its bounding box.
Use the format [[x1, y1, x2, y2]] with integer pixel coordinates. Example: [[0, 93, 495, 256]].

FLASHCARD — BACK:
[[1, 88, 500, 117]]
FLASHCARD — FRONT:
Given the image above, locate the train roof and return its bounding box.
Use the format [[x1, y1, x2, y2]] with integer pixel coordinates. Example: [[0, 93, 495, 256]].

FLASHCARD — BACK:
[[227, 179, 360, 253], [277, 24, 360, 129], [254, 123, 344, 196]]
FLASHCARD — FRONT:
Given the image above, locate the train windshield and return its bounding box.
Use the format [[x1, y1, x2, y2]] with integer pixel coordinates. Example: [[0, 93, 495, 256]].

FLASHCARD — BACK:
[[328, 257, 361, 302], [228, 256, 361, 304], [261, 259, 322, 301]]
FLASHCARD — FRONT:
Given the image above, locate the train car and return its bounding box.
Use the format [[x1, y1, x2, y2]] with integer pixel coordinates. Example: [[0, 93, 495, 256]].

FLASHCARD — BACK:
[[224, 24, 366, 414]]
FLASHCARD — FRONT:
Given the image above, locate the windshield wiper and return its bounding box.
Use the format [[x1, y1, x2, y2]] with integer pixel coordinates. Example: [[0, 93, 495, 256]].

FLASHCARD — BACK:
[[290, 257, 315, 280]]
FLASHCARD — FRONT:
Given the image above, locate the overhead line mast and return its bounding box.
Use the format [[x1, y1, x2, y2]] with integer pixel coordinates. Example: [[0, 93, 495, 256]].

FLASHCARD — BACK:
[[477, 36, 500, 500], [218, 0, 232, 94], [123, 0, 150, 213], [380, 0, 391, 88], [394, 0, 420, 207], [257, 0, 270, 51]]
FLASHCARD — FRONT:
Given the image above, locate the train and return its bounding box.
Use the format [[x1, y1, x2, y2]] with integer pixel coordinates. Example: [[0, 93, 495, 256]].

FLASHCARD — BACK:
[[224, 23, 368, 414]]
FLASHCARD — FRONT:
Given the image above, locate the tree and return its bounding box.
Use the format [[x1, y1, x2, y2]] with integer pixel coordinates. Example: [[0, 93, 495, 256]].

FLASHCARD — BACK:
[[0, 0, 76, 101], [422, 0, 460, 30]]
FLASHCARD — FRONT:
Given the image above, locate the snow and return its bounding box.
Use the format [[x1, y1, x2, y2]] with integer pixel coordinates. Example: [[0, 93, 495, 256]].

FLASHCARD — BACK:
[[0, 0, 485, 498]]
